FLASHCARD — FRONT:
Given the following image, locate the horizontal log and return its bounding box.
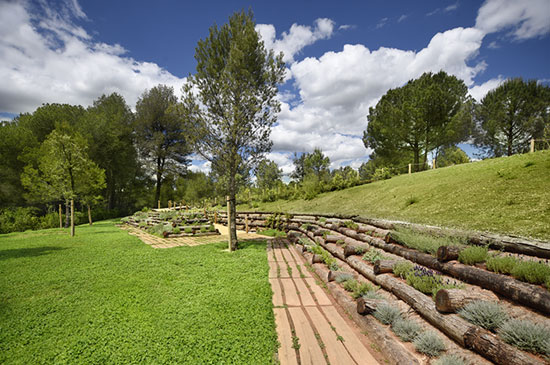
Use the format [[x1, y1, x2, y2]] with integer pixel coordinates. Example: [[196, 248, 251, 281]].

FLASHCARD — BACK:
[[373, 260, 396, 275], [311, 254, 324, 264], [435, 289, 499, 313], [327, 270, 354, 282]]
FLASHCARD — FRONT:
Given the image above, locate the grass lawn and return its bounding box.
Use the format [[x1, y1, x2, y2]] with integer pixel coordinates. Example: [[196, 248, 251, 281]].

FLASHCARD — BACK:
[[0, 220, 278, 364], [243, 150, 550, 240]]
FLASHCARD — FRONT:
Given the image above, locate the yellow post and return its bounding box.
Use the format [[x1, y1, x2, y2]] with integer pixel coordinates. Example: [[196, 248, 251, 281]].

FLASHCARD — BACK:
[[168, 200, 172, 209], [158, 200, 160, 210], [214, 211, 218, 224], [432, 158, 436, 169], [70, 199, 75, 237], [59, 204, 62, 228], [531, 138, 535, 153], [408, 163, 412, 175], [245, 214, 249, 234]]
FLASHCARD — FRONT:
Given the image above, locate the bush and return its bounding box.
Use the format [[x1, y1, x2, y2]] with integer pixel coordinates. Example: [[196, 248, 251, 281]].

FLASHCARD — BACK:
[[373, 303, 402, 325], [499, 319, 550, 354], [511, 260, 550, 285], [393, 261, 414, 279], [458, 246, 488, 265], [372, 167, 392, 181], [458, 300, 508, 331], [0, 207, 40, 233], [184, 227, 193, 234], [362, 291, 384, 300], [173, 227, 181, 234], [335, 273, 354, 283], [413, 331, 446, 357], [433, 354, 466, 365], [362, 250, 388, 263], [392, 228, 464, 255], [391, 318, 422, 342], [486, 255, 518, 274], [405, 266, 464, 298]]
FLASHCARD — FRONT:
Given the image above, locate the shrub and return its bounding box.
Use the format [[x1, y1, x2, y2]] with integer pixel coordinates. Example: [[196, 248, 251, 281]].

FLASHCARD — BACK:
[[343, 221, 359, 230], [373, 303, 402, 325], [499, 319, 550, 354], [546, 275, 550, 291], [329, 262, 340, 271], [0, 207, 40, 233], [335, 273, 354, 284], [413, 331, 446, 357], [458, 300, 508, 331], [511, 260, 550, 285], [392, 228, 464, 255], [352, 282, 377, 299], [362, 291, 384, 300], [486, 255, 518, 274], [393, 261, 414, 279], [406, 266, 464, 298], [433, 354, 466, 365], [342, 279, 358, 292], [391, 318, 422, 342], [184, 227, 193, 234], [362, 250, 388, 263], [458, 246, 488, 265], [405, 196, 418, 206], [173, 227, 181, 234], [373, 167, 392, 181]]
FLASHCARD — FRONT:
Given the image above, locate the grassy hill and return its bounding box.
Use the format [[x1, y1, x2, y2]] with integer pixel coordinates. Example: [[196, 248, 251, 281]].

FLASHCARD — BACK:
[[243, 150, 550, 240]]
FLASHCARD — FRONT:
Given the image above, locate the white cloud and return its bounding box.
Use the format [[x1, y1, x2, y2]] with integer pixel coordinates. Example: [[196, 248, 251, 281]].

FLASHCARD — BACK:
[[255, 18, 335, 63], [444, 2, 460, 12], [189, 159, 212, 174], [468, 77, 504, 101], [0, 1, 185, 114], [376, 18, 388, 29], [476, 0, 550, 40], [398, 15, 409, 23]]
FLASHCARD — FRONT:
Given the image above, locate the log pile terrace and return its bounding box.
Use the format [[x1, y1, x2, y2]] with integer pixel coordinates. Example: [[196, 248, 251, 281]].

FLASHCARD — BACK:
[[217, 211, 550, 364]]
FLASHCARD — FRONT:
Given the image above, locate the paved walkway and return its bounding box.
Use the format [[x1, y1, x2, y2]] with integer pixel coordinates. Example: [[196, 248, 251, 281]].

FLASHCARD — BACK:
[[120, 224, 265, 249], [268, 239, 379, 365]]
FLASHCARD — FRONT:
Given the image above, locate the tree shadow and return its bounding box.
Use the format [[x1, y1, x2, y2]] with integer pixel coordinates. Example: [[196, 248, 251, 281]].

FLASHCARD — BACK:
[[237, 239, 270, 250], [0, 246, 67, 261]]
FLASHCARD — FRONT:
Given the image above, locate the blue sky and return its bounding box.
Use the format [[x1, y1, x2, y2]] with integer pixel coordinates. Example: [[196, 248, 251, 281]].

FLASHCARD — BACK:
[[1, 0, 549, 174]]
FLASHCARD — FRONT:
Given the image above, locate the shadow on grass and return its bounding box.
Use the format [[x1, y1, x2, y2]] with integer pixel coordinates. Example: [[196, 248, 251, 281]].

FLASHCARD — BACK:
[[0, 246, 67, 261], [237, 239, 269, 250]]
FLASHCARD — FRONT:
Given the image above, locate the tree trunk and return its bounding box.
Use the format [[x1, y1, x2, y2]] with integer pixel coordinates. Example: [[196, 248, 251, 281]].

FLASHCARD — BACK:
[[59, 203, 62, 229], [70, 199, 75, 237], [227, 195, 237, 251], [435, 289, 499, 313], [65, 199, 70, 228], [88, 205, 92, 225], [437, 245, 463, 262], [373, 260, 396, 275]]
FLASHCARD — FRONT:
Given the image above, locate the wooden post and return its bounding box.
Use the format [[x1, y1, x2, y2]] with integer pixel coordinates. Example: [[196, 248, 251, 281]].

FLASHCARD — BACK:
[[168, 200, 172, 209], [530, 138, 535, 153], [432, 158, 436, 169], [245, 214, 249, 234], [59, 204, 62, 228], [204, 207, 207, 219], [88, 205, 92, 225], [408, 163, 412, 175], [158, 200, 160, 210], [70, 199, 75, 237], [214, 211, 218, 224]]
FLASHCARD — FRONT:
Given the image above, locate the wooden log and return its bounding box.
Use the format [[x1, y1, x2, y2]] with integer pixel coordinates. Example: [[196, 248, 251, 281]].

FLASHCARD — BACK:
[[327, 270, 354, 282], [373, 260, 396, 275], [356, 297, 384, 314], [464, 326, 544, 365], [311, 254, 324, 264], [325, 234, 346, 243], [437, 245, 463, 262], [435, 289, 499, 313], [344, 244, 367, 257]]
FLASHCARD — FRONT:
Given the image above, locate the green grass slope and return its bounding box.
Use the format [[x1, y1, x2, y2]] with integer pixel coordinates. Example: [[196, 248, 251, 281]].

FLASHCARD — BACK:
[[0, 221, 277, 364], [247, 151, 550, 240]]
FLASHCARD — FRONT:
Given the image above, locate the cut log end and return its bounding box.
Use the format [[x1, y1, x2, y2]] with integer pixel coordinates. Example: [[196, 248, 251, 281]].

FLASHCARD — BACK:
[[357, 297, 383, 315], [437, 245, 462, 262], [373, 260, 396, 275], [435, 288, 499, 313]]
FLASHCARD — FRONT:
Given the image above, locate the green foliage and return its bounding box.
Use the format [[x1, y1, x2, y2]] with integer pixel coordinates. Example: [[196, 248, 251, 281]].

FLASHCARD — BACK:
[[405, 266, 464, 298], [391, 318, 422, 342], [266, 213, 285, 230], [373, 167, 393, 181], [433, 354, 466, 365], [255, 159, 283, 191], [393, 261, 414, 279], [392, 228, 464, 255], [511, 260, 550, 285], [458, 246, 488, 265], [257, 229, 286, 237], [458, 300, 508, 331], [362, 250, 389, 263], [373, 303, 402, 325], [436, 146, 470, 168], [362, 290, 385, 300], [474, 78, 550, 157], [173, 227, 181, 234], [413, 331, 446, 357], [499, 319, 550, 355], [0, 222, 278, 363], [335, 273, 354, 283], [343, 220, 359, 230], [486, 255, 518, 274], [405, 196, 418, 206], [184, 227, 193, 234], [0, 207, 62, 233], [364, 71, 471, 173]]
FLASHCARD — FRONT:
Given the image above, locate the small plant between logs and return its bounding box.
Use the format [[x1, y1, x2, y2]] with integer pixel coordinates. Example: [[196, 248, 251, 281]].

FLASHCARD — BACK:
[[121, 208, 219, 238], [217, 210, 550, 364]]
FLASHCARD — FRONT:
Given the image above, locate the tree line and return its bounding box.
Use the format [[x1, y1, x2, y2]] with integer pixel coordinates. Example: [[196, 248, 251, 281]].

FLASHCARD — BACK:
[[1, 10, 549, 244]]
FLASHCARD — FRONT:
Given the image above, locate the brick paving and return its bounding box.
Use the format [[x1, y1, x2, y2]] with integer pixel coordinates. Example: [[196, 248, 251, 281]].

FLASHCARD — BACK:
[[119, 223, 266, 249], [268, 239, 379, 365]]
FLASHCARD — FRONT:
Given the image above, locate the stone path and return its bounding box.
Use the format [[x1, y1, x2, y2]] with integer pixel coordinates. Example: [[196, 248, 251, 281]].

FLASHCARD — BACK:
[[120, 224, 265, 249], [268, 239, 380, 365]]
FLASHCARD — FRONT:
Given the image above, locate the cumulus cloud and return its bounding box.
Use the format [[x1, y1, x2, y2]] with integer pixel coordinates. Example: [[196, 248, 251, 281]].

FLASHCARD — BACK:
[[0, 0, 185, 114], [476, 0, 550, 40], [255, 18, 335, 63], [468, 77, 504, 101]]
